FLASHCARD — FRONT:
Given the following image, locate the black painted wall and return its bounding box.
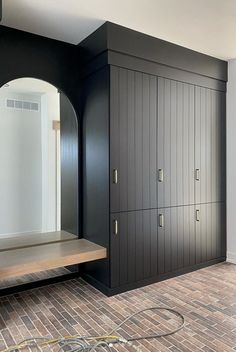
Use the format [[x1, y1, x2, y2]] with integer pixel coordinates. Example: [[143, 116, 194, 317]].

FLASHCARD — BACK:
[[0, 25, 82, 112], [60, 93, 79, 236]]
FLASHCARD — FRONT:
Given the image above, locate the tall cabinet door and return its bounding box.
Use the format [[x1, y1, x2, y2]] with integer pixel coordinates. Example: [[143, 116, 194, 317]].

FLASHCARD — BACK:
[[157, 78, 195, 208], [110, 66, 158, 213], [195, 87, 226, 203]]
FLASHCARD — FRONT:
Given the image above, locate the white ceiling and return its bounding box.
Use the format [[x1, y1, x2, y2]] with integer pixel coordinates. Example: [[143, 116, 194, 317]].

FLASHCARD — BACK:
[[1, 0, 236, 60]]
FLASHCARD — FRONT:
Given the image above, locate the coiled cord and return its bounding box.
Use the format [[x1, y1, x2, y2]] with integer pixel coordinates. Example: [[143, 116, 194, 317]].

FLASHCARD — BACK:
[[0, 306, 185, 352]]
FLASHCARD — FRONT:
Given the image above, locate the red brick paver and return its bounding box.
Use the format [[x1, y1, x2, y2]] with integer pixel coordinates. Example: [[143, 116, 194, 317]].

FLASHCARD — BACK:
[[0, 262, 236, 351]]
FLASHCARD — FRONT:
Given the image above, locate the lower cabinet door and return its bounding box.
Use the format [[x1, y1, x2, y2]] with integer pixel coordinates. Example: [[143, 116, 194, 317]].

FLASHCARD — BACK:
[[110, 206, 195, 288], [110, 209, 158, 288], [195, 202, 226, 264], [110, 203, 226, 289], [157, 205, 196, 275]]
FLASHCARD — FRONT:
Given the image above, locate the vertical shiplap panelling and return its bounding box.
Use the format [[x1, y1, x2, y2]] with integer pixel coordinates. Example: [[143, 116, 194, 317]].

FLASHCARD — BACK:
[[111, 209, 160, 287], [150, 209, 158, 277], [216, 202, 226, 258], [111, 203, 211, 287], [127, 70, 136, 211], [201, 204, 207, 263], [195, 204, 201, 264], [215, 202, 225, 259], [189, 205, 196, 266], [127, 211, 136, 283], [110, 213, 120, 288], [157, 78, 165, 208], [135, 72, 143, 211], [177, 206, 184, 269], [221, 202, 226, 257], [110, 67, 158, 212], [175, 205, 195, 270], [142, 74, 150, 209], [195, 86, 207, 204], [220, 93, 226, 202], [164, 207, 171, 273], [157, 205, 195, 273], [170, 80, 177, 206], [158, 78, 194, 208], [176, 82, 184, 207], [119, 68, 128, 212], [143, 209, 151, 278], [135, 210, 144, 281], [195, 86, 225, 204], [195, 202, 225, 265], [183, 207, 191, 267], [171, 207, 178, 271], [206, 88, 212, 203], [211, 89, 217, 203], [195, 86, 201, 205], [216, 91, 226, 202], [206, 203, 213, 261], [150, 76, 157, 209], [119, 212, 128, 285], [195, 204, 203, 264], [211, 202, 217, 260], [201, 88, 207, 203], [157, 208, 165, 275], [215, 90, 221, 203], [110, 66, 120, 213], [164, 79, 171, 207], [183, 84, 195, 205]]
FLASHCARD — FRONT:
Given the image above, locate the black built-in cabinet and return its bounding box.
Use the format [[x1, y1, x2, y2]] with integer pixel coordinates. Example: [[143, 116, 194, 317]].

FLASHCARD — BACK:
[[1, 22, 226, 296], [81, 22, 227, 295]]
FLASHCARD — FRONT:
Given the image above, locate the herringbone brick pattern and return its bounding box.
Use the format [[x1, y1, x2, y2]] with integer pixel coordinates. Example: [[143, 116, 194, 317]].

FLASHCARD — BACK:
[[0, 262, 235, 351]]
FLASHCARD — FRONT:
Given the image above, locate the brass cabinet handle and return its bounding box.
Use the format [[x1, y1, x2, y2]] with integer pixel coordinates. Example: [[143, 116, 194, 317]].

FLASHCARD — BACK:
[[158, 169, 164, 182], [113, 219, 118, 235], [196, 209, 200, 222], [195, 168, 200, 181], [159, 214, 164, 227], [113, 169, 118, 184]]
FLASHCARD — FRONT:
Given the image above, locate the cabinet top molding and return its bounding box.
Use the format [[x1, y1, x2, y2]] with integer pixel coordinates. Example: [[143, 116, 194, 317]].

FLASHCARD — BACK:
[[79, 22, 227, 82]]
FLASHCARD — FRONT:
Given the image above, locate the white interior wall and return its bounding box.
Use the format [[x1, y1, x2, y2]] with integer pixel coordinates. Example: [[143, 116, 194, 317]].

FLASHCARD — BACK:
[[227, 59, 236, 263], [41, 92, 60, 232], [0, 91, 42, 236], [0, 78, 60, 237]]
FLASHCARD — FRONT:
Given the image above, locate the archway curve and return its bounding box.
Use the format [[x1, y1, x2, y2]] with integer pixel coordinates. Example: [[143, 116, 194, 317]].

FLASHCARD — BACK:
[[0, 76, 79, 125]]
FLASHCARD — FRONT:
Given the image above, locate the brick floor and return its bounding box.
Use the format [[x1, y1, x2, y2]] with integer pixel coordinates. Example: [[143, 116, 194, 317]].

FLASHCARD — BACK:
[[0, 262, 235, 351]]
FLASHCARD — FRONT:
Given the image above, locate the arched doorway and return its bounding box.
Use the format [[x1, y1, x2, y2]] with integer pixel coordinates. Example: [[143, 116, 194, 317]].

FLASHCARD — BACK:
[[0, 77, 79, 288]]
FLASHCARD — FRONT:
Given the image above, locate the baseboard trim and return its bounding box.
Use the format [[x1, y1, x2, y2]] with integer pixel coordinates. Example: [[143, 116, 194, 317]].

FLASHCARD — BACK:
[[227, 252, 236, 264], [83, 257, 226, 296]]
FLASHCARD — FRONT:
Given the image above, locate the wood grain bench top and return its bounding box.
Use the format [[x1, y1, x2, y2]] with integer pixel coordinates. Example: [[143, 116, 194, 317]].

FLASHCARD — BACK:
[[0, 239, 107, 280]]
